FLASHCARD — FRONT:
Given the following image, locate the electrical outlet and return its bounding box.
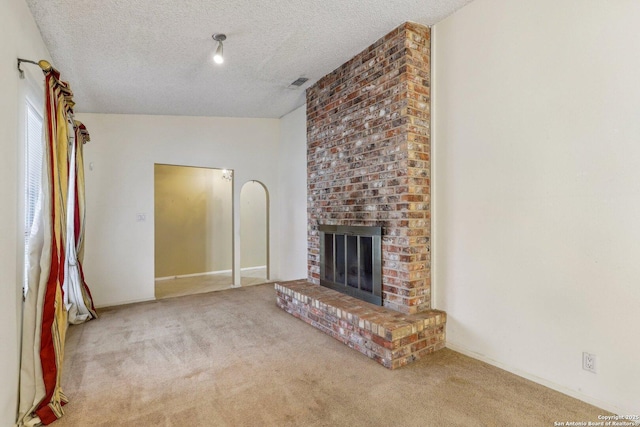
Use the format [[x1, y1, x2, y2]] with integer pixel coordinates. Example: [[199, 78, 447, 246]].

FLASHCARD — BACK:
[[136, 213, 146, 222], [583, 352, 597, 373]]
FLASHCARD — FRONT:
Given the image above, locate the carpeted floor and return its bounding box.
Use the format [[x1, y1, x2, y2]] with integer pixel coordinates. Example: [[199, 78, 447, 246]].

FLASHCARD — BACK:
[[56, 284, 607, 426]]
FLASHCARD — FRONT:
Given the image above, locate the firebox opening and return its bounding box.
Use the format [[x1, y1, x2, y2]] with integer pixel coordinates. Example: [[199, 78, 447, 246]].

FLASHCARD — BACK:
[[319, 225, 382, 305]]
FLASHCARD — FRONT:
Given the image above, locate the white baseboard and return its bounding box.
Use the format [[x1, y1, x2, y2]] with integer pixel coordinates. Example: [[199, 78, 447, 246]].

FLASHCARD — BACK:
[[94, 296, 156, 309], [155, 269, 232, 281], [240, 265, 266, 272], [446, 341, 629, 416], [155, 266, 266, 281]]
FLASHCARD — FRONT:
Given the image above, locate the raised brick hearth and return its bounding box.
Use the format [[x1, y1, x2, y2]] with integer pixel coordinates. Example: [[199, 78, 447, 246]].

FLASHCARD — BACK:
[[276, 280, 445, 369], [276, 22, 446, 368]]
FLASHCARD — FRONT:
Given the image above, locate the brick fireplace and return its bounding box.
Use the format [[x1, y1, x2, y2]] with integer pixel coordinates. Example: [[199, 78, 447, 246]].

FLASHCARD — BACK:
[[276, 22, 446, 369]]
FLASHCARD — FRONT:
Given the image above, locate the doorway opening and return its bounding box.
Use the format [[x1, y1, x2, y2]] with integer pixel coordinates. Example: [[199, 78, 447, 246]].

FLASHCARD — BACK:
[[154, 164, 233, 299], [240, 180, 269, 286]]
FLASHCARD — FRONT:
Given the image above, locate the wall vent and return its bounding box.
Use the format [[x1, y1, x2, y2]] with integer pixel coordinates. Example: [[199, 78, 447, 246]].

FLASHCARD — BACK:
[[288, 77, 309, 88]]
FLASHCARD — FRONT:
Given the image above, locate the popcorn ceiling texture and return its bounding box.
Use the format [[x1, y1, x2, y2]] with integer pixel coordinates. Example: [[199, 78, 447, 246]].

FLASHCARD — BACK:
[[24, 0, 472, 118], [307, 22, 433, 314]]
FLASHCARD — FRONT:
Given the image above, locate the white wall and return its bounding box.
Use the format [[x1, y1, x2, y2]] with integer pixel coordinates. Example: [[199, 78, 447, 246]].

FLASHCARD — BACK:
[[433, 0, 640, 415], [78, 113, 283, 307], [276, 105, 308, 280], [0, 0, 51, 424]]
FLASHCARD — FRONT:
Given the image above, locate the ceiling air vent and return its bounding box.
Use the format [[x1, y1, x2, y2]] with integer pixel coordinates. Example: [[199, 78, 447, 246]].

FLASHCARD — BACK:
[[288, 77, 309, 89]]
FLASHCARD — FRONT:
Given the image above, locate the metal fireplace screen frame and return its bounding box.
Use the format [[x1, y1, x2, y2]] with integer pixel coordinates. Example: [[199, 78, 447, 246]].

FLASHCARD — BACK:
[[319, 225, 382, 306]]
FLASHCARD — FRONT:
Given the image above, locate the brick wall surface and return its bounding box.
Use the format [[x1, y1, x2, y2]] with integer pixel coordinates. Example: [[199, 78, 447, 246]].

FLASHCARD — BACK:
[[307, 22, 431, 314]]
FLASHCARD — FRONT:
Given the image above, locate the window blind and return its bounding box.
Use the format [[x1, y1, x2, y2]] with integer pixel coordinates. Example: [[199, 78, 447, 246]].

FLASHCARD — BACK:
[[24, 100, 43, 295]]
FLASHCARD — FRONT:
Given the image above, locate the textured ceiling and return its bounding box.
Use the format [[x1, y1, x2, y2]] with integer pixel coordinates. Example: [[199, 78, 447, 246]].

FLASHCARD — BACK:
[[25, 0, 473, 118]]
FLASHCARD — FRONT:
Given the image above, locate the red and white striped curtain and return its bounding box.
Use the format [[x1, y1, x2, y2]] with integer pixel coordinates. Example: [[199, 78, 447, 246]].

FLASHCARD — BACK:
[[18, 66, 96, 426]]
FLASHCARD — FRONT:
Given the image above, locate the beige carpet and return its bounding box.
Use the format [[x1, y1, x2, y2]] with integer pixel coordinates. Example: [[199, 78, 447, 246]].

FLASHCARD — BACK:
[[56, 284, 607, 426]]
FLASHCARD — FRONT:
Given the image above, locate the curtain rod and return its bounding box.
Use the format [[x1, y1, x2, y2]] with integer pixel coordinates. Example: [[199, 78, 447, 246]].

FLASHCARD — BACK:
[[17, 58, 52, 79]]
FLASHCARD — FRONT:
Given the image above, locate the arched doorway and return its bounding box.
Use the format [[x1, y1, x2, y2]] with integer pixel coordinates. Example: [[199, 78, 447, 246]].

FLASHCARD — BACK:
[[240, 180, 269, 285]]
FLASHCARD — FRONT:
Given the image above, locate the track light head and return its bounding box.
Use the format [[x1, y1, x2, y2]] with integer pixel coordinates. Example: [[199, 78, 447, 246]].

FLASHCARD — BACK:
[[212, 33, 226, 65]]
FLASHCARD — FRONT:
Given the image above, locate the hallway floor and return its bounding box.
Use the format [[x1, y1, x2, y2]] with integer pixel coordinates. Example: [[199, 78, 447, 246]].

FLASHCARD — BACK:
[[155, 267, 268, 299]]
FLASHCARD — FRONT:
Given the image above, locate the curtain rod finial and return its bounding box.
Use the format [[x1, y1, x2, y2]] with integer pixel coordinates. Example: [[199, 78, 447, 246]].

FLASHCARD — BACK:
[[38, 60, 52, 71]]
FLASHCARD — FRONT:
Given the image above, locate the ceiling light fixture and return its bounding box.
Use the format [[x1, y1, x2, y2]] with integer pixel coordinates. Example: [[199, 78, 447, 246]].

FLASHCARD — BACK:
[[212, 33, 226, 64]]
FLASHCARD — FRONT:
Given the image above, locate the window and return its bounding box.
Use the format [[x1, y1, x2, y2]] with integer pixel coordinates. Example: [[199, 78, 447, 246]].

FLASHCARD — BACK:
[[24, 98, 43, 295]]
